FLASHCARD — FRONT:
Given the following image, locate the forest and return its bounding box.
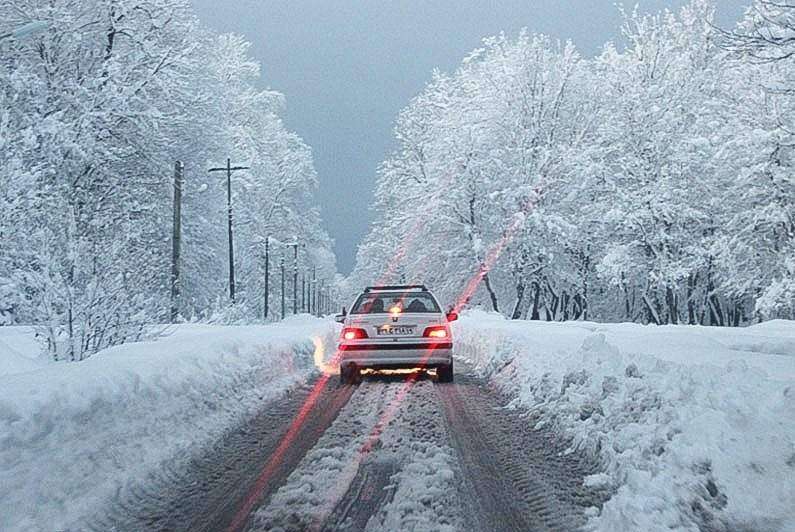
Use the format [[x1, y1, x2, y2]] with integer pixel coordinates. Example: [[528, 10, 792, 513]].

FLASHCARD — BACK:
[[351, 0, 795, 326], [2, 0, 794, 363], [0, 0, 336, 360]]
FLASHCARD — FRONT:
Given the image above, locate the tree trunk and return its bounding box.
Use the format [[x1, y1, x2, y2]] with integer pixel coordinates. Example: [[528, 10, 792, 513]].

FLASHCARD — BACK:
[[170, 161, 183, 323], [545, 279, 559, 321], [620, 273, 631, 320], [686, 273, 698, 325], [510, 281, 525, 319], [530, 281, 541, 320], [666, 286, 678, 324], [624, 286, 631, 319], [581, 254, 590, 320], [572, 294, 583, 320], [732, 301, 743, 327], [482, 270, 500, 313], [67, 302, 75, 362], [708, 293, 725, 326], [643, 293, 662, 325]]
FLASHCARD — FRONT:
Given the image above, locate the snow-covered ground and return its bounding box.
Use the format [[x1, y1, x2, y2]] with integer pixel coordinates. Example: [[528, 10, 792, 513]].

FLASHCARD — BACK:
[[0, 316, 336, 532], [454, 311, 795, 532], [0, 326, 48, 376], [250, 379, 462, 532], [3, 314, 794, 531]]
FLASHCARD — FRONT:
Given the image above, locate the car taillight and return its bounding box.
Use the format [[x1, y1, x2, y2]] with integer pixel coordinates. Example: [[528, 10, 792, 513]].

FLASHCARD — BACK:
[[342, 327, 368, 340], [423, 326, 448, 338]]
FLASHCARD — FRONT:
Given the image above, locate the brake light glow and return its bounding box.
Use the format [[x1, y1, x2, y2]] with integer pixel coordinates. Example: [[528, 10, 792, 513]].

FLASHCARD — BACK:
[[423, 326, 448, 338], [342, 328, 368, 340]]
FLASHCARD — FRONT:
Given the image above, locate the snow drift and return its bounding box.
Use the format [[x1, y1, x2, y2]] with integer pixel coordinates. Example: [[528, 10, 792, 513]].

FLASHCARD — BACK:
[[454, 312, 795, 532], [0, 326, 47, 377], [0, 316, 336, 532]]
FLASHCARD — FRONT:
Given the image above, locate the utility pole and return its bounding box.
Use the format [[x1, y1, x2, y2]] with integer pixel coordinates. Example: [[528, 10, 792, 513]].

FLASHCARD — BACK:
[[292, 242, 298, 314], [208, 158, 249, 303], [264, 236, 269, 320], [170, 161, 183, 323], [318, 280, 324, 317], [301, 272, 306, 313], [280, 256, 286, 320], [311, 267, 316, 315]]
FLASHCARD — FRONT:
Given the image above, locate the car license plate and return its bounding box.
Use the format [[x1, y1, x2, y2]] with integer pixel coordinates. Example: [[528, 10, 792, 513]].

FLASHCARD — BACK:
[[376, 325, 416, 336]]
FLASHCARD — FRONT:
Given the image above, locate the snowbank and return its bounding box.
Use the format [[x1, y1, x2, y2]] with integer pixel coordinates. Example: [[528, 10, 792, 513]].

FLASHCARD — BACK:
[[454, 312, 795, 532], [0, 316, 337, 532], [0, 326, 47, 376]]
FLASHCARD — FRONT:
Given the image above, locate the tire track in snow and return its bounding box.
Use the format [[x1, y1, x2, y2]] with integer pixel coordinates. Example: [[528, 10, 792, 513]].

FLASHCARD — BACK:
[[92, 367, 605, 532], [249, 369, 603, 531], [247, 380, 398, 531], [438, 370, 606, 531], [248, 374, 465, 532], [86, 376, 354, 532], [359, 376, 462, 532], [323, 456, 397, 531]]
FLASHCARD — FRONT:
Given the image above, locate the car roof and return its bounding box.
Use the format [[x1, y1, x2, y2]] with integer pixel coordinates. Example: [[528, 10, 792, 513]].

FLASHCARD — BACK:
[[364, 285, 428, 293]]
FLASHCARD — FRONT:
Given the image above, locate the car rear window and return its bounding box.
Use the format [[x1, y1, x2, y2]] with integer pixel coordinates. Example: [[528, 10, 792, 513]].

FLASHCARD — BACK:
[[351, 292, 440, 314]]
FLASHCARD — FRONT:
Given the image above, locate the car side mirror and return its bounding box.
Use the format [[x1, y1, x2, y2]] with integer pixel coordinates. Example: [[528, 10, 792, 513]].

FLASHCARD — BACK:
[[335, 306, 347, 323], [446, 311, 458, 322]]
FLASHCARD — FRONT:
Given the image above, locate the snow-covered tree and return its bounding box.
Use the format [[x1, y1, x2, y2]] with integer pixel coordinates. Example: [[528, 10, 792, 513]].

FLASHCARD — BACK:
[[0, 0, 336, 358], [719, 0, 795, 320], [353, 0, 793, 324]]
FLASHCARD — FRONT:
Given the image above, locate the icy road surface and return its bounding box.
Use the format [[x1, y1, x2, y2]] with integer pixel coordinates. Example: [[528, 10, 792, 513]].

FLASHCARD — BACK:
[[91, 368, 605, 532]]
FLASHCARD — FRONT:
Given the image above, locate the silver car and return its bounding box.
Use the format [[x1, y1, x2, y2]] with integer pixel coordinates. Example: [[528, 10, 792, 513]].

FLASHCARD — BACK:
[[335, 285, 458, 384]]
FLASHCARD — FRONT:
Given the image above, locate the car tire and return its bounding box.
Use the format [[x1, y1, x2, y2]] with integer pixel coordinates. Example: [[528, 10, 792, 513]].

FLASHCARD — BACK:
[[437, 361, 454, 383], [340, 364, 361, 385]]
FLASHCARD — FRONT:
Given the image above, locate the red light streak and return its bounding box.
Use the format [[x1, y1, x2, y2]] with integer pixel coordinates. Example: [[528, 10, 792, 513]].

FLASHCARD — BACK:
[[226, 364, 343, 532], [226, 181, 542, 530], [452, 191, 542, 313], [307, 343, 445, 530], [308, 189, 544, 526]]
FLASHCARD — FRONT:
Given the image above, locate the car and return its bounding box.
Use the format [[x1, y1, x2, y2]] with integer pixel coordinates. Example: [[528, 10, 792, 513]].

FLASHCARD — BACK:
[[335, 285, 458, 384]]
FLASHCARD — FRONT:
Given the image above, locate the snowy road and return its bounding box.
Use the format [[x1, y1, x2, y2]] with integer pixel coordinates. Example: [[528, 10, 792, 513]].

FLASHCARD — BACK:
[[3, 319, 791, 531], [93, 367, 604, 532]]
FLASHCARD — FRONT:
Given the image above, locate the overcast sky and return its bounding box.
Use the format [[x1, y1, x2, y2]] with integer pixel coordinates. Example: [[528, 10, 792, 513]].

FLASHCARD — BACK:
[[189, 0, 749, 274]]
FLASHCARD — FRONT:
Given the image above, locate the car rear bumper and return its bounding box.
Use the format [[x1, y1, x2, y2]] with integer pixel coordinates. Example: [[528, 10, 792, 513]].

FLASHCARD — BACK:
[[338, 342, 453, 369]]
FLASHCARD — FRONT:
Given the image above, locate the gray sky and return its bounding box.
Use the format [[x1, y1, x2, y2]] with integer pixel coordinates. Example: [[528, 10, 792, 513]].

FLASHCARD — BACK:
[[189, 0, 749, 274]]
